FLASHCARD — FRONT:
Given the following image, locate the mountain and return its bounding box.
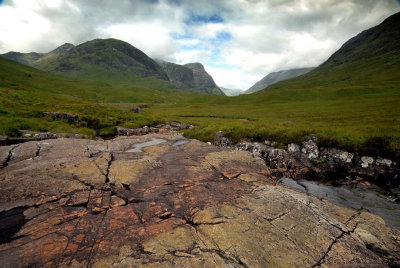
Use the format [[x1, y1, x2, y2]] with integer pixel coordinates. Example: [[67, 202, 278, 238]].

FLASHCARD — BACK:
[[1, 51, 45, 66], [258, 12, 400, 94], [245, 67, 315, 94], [1, 38, 169, 85], [157, 60, 225, 95], [220, 87, 243, 96], [156, 60, 195, 89]]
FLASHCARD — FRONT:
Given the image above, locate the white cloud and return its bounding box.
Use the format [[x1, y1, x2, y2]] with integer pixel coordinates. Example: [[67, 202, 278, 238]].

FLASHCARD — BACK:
[[0, 4, 51, 52], [205, 65, 263, 90], [102, 23, 178, 60]]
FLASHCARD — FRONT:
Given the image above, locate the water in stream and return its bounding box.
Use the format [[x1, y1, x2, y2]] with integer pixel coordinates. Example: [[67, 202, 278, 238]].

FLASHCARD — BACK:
[[126, 138, 166, 152], [172, 140, 189, 146], [280, 178, 400, 230]]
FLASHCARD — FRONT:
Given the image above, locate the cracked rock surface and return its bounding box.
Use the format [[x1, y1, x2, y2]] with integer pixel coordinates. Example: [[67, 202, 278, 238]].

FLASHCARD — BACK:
[[0, 134, 399, 267]]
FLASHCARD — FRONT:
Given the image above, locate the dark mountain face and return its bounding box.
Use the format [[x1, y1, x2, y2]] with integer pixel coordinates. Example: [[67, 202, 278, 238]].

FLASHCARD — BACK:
[[157, 61, 195, 88], [245, 67, 315, 94], [1, 38, 169, 83], [322, 12, 400, 68], [183, 63, 225, 95], [1, 52, 45, 66], [257, 12, 400, 94], [157, 61, 225, 95]]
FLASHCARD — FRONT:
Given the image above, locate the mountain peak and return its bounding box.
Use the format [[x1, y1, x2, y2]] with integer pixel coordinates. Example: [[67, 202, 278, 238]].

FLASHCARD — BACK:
[[50, 43, 75, 54], [184, 62, 205, 70], [159, 61, 224, 95]]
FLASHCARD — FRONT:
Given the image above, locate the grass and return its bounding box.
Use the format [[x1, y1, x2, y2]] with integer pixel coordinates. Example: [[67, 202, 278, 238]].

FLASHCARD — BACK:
[[0, 46, 399, 159]]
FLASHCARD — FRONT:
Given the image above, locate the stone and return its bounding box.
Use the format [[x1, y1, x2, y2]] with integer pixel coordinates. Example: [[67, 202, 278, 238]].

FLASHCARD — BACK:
[[130, 107, 141, 113], [0, 134, 398, 267], [361, 156, 375, 168], [301, 137, 319, 159], [287, 143, 300, 153], [376, 158, 392, 167]]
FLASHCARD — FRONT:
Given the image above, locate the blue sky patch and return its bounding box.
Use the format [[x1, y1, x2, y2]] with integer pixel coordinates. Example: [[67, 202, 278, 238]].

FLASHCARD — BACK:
[[185, 12, 223, 25]]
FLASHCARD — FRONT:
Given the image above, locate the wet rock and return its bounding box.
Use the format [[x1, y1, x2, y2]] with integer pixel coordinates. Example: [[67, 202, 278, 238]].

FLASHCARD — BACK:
[[232, 136, 398, 189], [0, 134, 398, 267], [43, 112, 78, 123]]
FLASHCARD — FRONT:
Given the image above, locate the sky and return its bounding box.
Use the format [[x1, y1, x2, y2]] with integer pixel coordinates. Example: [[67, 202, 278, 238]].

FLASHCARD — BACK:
[[0, 0, 399, 90]]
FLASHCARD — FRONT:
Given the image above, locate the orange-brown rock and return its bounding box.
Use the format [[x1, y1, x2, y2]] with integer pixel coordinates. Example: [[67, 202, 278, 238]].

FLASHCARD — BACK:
[[0, 134, 398, 267]]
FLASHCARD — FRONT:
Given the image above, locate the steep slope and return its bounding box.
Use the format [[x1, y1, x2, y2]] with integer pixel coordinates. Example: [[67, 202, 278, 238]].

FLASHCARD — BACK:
[[260, 12, 400, 92], [157, 60, 225, 95], [183, 63, 225, 95], [1, 51, 45, 65], [156, 60, 195, 89], [1, 39, 169, 86], [245, 67, 314, 94]]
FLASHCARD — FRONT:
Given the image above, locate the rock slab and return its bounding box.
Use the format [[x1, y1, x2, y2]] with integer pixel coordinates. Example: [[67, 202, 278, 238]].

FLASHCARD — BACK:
[[0, 135, 398, 267]]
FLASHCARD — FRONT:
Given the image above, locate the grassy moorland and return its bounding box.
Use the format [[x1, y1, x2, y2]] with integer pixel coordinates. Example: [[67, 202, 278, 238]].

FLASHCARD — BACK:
[[0, 57, 189, 137], [150, 14, 400, 158], [1, 49, 399, 158]]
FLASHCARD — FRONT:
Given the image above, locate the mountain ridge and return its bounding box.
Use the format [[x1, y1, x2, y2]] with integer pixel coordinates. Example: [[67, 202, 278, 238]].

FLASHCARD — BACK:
[[245, 67, 315, 94], [1, 38, 170, 85]]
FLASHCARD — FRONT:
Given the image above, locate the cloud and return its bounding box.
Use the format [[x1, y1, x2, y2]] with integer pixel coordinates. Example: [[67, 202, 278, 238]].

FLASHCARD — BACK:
[[0, 0, 399, 90]]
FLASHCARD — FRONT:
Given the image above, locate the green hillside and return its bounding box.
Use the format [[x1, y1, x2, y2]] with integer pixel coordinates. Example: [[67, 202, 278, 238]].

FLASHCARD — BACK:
[[148, 12, 400, 158], [2, 39, 170, 87], [0, 56, 198, 137]]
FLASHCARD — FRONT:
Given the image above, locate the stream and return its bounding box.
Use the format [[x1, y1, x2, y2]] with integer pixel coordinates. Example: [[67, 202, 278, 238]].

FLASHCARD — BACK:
[[280, 178, 400, 230]]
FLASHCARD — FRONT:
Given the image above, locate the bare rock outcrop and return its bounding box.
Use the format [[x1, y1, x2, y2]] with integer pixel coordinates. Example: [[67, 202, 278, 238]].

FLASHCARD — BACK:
[[43, 112, 79, 123], [0, 135, 398, 267]]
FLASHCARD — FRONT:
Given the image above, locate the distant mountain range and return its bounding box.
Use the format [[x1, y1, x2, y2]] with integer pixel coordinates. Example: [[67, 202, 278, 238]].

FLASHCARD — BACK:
[[157, 60, 225, 95], [2, 39, 169, 82], [220, 87, 243, 96], [245, 67, 315, 94], [1, 38, 224, 96]]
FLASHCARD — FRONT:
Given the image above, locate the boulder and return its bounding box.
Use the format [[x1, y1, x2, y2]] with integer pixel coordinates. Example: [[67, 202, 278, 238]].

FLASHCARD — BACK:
[[288, 143, 300, 153]]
